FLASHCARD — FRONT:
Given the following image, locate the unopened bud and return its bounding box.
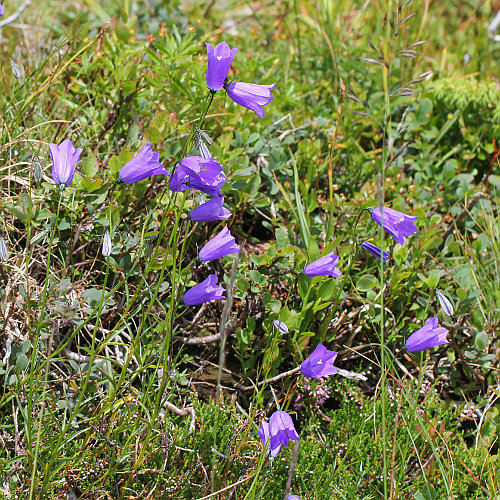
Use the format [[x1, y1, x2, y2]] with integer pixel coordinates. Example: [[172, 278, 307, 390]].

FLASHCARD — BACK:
[[102, 230, 112, 257], [0, 237, 8, 262]]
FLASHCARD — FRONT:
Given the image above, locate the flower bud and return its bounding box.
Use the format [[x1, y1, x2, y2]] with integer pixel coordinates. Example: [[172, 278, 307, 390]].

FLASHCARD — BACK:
[[102, 230, 112, 257], [0, 237, 9, 262]]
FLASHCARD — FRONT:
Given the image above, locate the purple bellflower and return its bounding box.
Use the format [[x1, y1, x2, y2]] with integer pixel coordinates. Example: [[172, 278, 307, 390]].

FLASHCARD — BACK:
[[361, 241, 390, 263], [190, 196, 231, 222], [226, 82, 276, 119], [287, 496, 301, 500], [405, 316, 449, 352], [301, 344, 338, 378], [119, 140, 167, 184], [371, 206, 418, 247], [273, 320, 289, 334], [182, 274, 225, 306], [169, 156, 226, 197], [269, 411, 300, 452], [199, 226, 239, 261], [258, 420, 281, 457], [205, 41, 238, 91], [303, 251, 342, 278], [0, 3, 4, 16], [49, 139, 82, 187]]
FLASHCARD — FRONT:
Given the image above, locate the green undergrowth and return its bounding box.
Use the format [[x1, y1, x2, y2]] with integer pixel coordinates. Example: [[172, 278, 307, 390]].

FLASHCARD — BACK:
[[0, 379, 496, 498]]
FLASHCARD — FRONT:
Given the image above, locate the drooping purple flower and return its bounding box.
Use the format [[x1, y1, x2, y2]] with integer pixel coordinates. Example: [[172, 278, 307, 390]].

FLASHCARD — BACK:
[[226, 82, 276, 119], [273, 320, 289, 334], [371, 206, 418, 247], [361, 241, 390, 263], [303, 251, 342, 278], [268, 411, 299, 452], [199, 226, 239, 261], [258, 420, 281, 457], [49, 139, 82, 187], [436, 290, 454, 317], [405, 316, 449, 352], [205, 41, 238, 91], [190, 196, 231, 222], [169, 156, 225, 197], [287, 496, 301, 500], [0, 3, 4, 16], [301, 344, 338, 378], [118, 140, 167, 184], [182, 274, 225, 306]]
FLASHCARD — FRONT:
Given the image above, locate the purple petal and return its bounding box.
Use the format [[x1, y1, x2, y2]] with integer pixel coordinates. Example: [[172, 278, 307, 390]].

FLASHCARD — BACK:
[[405, 316, 449, 352], [198, 226, 239, 261], [182, 274, 225, 305], [190, 197, 231, 222]]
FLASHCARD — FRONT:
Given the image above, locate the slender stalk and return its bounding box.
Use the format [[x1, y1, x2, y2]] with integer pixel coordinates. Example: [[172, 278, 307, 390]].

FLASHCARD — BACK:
[[28, 192, 63, 500]]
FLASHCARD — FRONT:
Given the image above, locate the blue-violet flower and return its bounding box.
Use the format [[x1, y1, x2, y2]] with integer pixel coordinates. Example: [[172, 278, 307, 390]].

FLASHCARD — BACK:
[[190, 196, 231, 222], [119, 140, 167, 184], [361, 241, 390, 262], [301, 344, 338, 378], [405, 316, 449, 352], [182, 274, 225, 306], [199, 226, 239, 261], [303, 251, 342, 278], [258, 420, 281, 457], [205, 41, 238, 91], [170, 156, 225, 197], [49, 139, 82, 187], [226, 82, 276, 119], [371, 206, 418, 247], [268, 411, 299, 452]]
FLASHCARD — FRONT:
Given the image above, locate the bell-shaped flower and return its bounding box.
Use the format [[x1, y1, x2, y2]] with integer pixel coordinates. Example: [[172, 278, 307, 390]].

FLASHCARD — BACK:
[[436, 290, 454, 317], [190, 196, 231, 222], [301, 344, 338, 378], [199, 226, 239, 261], [273, 320, 289, 334], [258, 420, 281, 457], [169, 156, 225, 197], [226, 82, 276, 119], [205, 41, 238, 91], [118, 140, 167, 184], [268, 411, 299, 452], [371, 206, 418, 247], [287, 496, 301, 500], [182, 274, 225, 305], [49, 138, 82, 187], [405, 316, 449, 352], [303, 251, 342, 278], [361, 241, 390, 263], [0, 3, 4, 16]]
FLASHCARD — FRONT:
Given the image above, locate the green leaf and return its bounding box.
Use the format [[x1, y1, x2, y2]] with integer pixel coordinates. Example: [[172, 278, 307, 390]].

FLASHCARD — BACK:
[[317, 279, 336, 301], [474, 331, 490, 351], [145, 126, 161, 144], [16, 354, 29, 372], [81, 152, 99, 177], [357, 274, 378, 290]]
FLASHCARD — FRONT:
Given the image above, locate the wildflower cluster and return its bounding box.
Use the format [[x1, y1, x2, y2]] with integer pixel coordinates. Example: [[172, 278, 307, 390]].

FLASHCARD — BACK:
[[40, 34, 453, 498]]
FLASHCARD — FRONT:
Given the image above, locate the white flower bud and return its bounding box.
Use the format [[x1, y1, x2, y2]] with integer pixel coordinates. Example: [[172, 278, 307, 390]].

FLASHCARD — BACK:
[[436, 290, 454, 317], [102, 230, 112, 257]]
